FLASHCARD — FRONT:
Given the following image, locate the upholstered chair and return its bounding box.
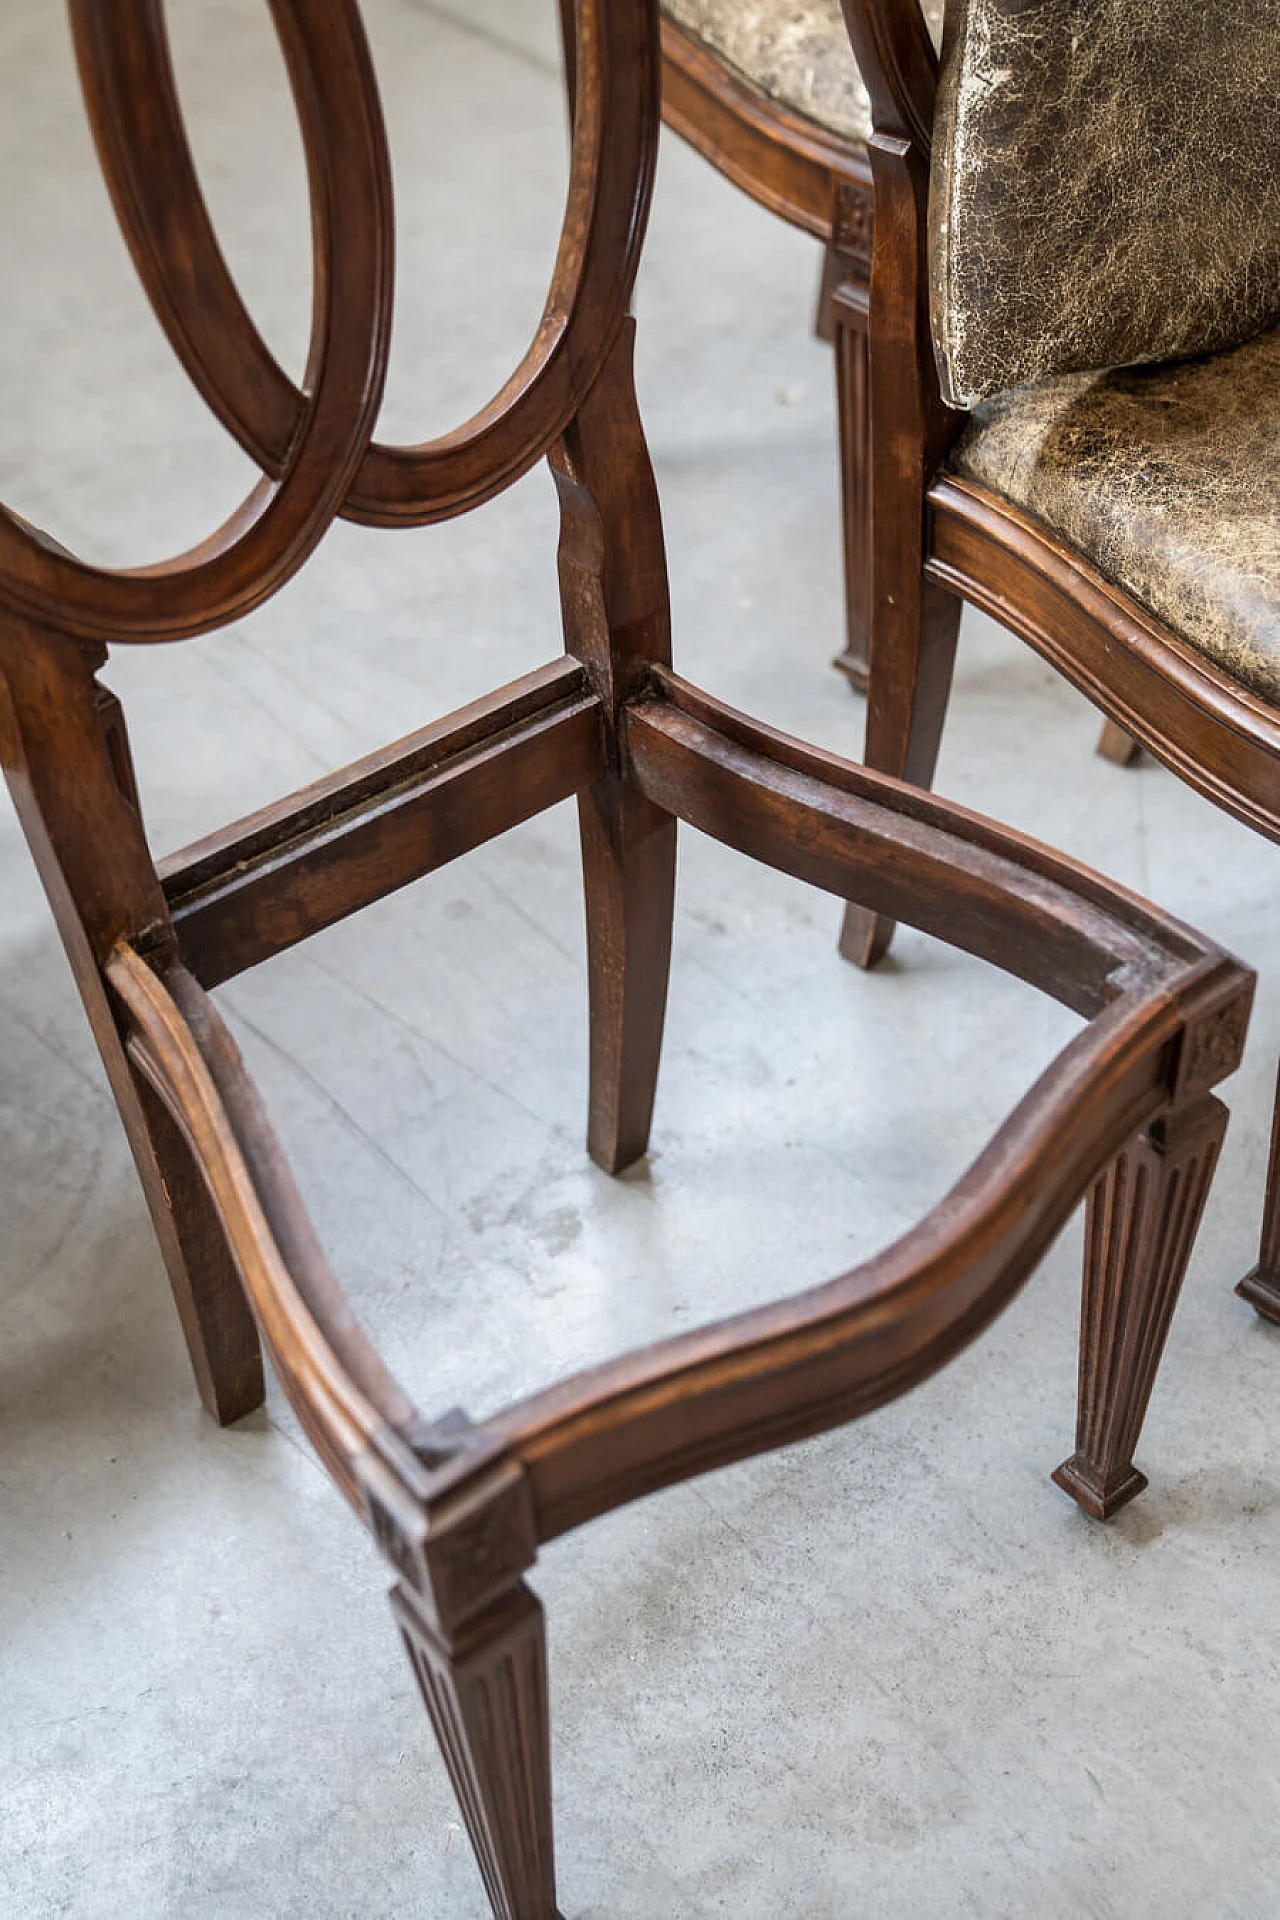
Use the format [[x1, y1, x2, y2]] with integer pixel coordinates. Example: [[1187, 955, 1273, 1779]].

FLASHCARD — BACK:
[[564, 0, 946, 686], [841, 0, 1280, 1320]]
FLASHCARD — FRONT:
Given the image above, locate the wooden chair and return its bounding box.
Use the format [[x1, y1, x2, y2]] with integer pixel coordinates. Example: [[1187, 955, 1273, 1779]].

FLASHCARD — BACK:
[[559, 0, 944, 689], [839, 0, 1280, 1328], [0, 3, 1254, 1914]]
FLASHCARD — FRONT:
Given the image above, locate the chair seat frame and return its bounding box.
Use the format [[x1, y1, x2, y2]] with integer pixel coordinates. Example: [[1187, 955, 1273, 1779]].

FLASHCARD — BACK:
[[0, 2, 1255, 1914]]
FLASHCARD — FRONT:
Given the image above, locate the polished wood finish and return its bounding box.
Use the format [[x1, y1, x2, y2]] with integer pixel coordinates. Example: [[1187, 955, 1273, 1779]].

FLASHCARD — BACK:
[[394, 1580, 561, 1920], [0, 4, 1256, 1914], [839, 0, 1280, 1311], [160, 661, 604, 990], [653, 11, 878, 681], [1055, 1093, 1230, 1518], [551, 322, 677, 1174], [1238, 1054, 1280, 1323]]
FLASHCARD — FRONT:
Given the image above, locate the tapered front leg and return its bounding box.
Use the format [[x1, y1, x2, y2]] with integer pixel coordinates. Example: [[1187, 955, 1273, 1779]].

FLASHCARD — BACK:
[[395, 1581, 561, 1920], [1054, 1095, 1229, 1520], [552, 320, 676, 1176], [0, 626, 263, 1423], [1237, 1054, 1280, 1323]]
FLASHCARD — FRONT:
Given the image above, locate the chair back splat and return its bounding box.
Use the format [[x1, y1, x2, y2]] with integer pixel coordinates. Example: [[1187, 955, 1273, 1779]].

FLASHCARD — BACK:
[[0, 3, 1255, 1913]]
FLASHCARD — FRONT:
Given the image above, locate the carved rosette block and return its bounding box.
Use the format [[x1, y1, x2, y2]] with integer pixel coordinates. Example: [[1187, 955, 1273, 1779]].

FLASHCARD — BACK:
[[394, 1581, 562, 1920], [1054, 1094, 1229, 1520]]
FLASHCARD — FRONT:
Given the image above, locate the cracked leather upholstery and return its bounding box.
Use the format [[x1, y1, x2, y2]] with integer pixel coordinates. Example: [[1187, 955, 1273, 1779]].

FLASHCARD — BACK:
[[948, 323, 1280, 703], [663, 0, 945, 143], [929, 1, 1280, 408]]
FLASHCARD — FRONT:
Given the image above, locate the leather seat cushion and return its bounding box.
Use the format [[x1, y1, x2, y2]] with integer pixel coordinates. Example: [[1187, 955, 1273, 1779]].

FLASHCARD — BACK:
[[663, 0, 944, 144], [948, 323, 1280, 703], [929, 0, 1280, 408]]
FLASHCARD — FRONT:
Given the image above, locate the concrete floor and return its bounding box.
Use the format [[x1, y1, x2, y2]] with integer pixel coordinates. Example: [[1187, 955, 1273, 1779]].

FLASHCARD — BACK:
[[2, 4, 1278, 1915]]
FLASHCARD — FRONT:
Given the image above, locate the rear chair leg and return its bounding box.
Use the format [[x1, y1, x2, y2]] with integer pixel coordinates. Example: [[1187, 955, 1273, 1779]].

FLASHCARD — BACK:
[[839, 580, 961, 970], [577, 776, 676, 1174], [825, 245, 872, 692], [1054, 1095, 1229, 1519], [1096, 717, 1142, 766], [1237, 1054, 1280, 1322], [0, 633, 264, 1424], [552, 319, 676, 1176]]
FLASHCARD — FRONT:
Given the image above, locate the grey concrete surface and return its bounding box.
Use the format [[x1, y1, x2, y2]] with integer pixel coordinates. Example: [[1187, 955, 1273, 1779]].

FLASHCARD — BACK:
[[1, 4, 1277, 1916]]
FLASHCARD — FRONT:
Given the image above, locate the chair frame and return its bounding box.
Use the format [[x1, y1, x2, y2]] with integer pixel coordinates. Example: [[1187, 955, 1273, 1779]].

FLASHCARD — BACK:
[[0, 2, 1256, 1914], [836, 0, 1280, 1325]]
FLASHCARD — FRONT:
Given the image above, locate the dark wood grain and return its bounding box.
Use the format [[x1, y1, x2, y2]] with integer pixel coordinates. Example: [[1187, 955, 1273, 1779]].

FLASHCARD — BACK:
[[840, 0, 1280, 1309], [160, 662, 604, 988], [657, 14, 875, 678], [552, 321, 675, 1173], [0, 4, 1259, 1914], [1055, 1094, 1230, 1518]]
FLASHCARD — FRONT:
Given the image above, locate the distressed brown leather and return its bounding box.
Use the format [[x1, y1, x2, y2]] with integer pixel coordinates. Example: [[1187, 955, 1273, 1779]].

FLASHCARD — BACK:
[[664, 0, 944, 143], [948, 323, 1280, 702], [930, 1, 1280, 408]]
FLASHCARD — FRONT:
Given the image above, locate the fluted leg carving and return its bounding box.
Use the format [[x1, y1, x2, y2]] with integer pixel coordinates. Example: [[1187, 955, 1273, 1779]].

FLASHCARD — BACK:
[[1054, 1095, 1229, 1519], [830, 270, 871, 691], [1236, 1054, 1280, 1323], [394, 1581, 561, 1920]]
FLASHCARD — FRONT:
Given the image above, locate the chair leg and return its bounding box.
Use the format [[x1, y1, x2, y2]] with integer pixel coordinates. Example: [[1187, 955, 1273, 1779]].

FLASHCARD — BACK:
[[1054, 1094, 1229, 1520], [1096, 717, 1142, 766], [552, 320, 676, 1177], [1236, 1054, 1280, 1323], [0, 633, 264, 1424], [394, 1581, 562, 1920], [578, 780, 677, 1175], [839, 580, 962, 969], [831, 303, 872, 692]]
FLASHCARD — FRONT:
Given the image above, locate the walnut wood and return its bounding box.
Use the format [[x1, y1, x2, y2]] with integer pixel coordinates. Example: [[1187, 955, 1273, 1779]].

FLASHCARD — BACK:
[[5, 0, 394, 644], [842, 0, 1280, 1309], [0, 625, 263, 1424], [839, 0, 942, 153], [1237, 1053, 1280, 1323], [394, 1581, 561, 1920], [0, 5, 1260, 1913], [1055, 1095, 1230, 1518], [160, 662, 604, 989], [830, 263, 873, 686], [552, 321, 676, 1174], [657, 17, 875, 679], [926, 478, 1280, 839], [1096, 718, 1142, 768], [627, 677, 1181, 1015], [69, 0, 658, 531], [835, 108, 963, 969], [660, 17, 870, 239]]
